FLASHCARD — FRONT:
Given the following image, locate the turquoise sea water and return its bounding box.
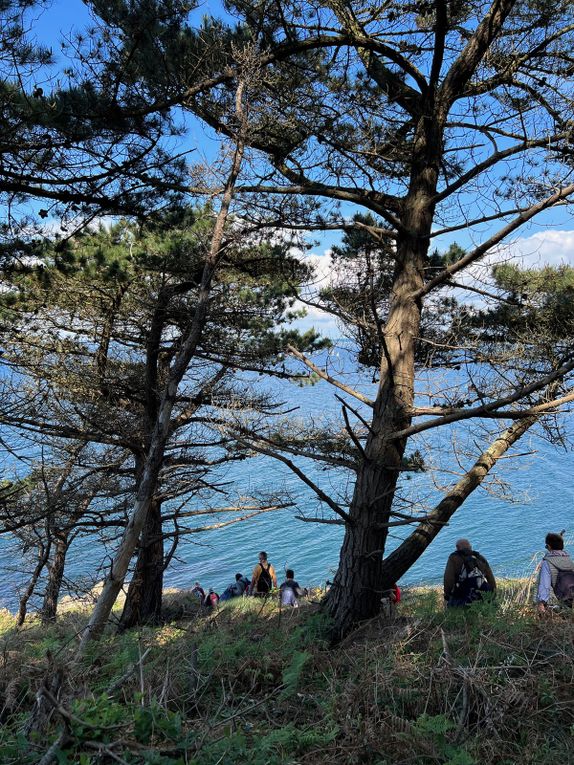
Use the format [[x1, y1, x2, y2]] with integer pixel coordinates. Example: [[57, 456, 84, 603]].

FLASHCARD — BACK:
[[1, 358, 573, 610]]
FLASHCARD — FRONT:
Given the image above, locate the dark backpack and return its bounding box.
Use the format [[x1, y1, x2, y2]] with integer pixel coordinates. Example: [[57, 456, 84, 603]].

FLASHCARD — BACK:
[[257, 563, 273, 593], [453, 552, 491, 604], [552, 567, 574, 602]]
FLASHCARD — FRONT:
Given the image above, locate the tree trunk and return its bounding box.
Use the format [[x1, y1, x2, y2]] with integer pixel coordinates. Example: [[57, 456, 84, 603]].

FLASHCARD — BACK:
[[118, 498, 164, 630], [41, 532, 68, 624], [17, 541, 50, 626], [324, 110, 442, 638], [380, 416, 537, 585], [77, 94, 246, 656]]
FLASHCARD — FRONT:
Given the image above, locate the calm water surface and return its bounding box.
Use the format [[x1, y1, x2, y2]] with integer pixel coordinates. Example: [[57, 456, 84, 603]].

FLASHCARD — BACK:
[[1, 359, 573, 610]]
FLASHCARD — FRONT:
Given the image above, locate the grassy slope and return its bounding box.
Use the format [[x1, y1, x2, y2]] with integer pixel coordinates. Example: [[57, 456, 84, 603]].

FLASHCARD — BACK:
[[0, 581, 572, 764]]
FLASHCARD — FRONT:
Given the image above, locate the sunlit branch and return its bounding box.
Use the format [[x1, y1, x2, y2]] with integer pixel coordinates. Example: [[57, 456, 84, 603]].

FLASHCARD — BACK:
[[287, 345, 374, 407]]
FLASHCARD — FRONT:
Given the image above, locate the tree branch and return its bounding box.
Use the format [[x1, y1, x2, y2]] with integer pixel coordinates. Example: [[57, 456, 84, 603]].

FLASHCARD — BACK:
[[417, 181, 574, 297], [287, 345, 374, 406]]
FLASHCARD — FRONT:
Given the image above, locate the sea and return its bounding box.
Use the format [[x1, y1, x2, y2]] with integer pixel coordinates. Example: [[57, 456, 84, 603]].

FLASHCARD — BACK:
[[1, 349, 573, 611]]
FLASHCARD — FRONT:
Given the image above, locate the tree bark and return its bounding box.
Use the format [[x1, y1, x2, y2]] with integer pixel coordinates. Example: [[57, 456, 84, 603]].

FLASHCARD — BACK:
[[40, 532, 68, 624], [324, 109, 442, 638], [118, 498, 164, 630], [380, 416, 536, 585]]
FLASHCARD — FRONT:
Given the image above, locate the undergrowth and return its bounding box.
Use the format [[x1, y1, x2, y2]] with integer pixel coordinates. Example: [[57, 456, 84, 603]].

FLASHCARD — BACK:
[[0, 580, 572, 764]]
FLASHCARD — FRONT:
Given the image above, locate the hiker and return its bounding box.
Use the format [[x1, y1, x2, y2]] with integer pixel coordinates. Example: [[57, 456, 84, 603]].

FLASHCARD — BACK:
[[203, 588, 220, 609], [536, 532, 574, 614], [191, 582, 205, 602], [250, 551, 277, 595], [220, 573, 250, 601], [443, 538, 496, 607], [279, 569, 307, 607]]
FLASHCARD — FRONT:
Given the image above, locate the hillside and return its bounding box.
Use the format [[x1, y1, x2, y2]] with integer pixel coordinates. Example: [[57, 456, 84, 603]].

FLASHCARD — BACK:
[[0, 582, 572, 764]]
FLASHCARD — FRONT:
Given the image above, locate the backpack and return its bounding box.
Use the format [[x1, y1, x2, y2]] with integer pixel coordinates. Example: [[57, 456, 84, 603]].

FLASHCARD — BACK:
[[204, 591, 219, 608], [453, 552, 491, 604], [256, 563, 273, 593], [551, 567, 574, 602]]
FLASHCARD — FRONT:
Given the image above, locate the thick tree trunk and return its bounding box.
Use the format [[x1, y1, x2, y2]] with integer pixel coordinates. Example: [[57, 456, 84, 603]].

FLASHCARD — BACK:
[[323, 246, 425, 638], [324, 111, 442, 638], [41, 533, 68, 624], [118, 498, 164, 630]]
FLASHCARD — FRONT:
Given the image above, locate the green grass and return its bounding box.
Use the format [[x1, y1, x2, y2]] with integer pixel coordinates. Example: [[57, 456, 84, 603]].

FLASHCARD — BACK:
[[0, 584, 573, 764]]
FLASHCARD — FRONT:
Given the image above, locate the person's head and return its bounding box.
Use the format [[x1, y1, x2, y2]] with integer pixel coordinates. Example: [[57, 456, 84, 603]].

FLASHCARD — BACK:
[[455, 538, 472, 552], [545, 532, 564, 551], [258, 551, 268, 563], [235, 573, 243, 581], [286, 569, 294, 579]]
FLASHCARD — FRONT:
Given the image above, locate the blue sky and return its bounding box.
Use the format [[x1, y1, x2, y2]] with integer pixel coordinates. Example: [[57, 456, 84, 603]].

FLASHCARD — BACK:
[[16, 0, 574, 338]]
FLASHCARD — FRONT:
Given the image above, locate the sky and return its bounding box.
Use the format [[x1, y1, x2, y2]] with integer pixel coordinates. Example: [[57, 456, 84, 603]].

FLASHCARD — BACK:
[[16, 0, 574, 338]]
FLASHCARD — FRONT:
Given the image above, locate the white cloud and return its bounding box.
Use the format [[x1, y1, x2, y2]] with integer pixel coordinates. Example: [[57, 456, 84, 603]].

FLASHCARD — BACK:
[[291, 249, 340, 337], [497, 230, 574, 268]]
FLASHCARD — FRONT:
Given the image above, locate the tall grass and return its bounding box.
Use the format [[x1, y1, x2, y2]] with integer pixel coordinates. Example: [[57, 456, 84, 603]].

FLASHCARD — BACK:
[[0, 585, 572, 764]]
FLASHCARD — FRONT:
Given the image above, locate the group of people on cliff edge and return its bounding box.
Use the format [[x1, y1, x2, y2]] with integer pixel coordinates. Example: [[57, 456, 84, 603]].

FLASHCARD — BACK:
[[192, 551, 307, 609], [443, 533, 574, 612]]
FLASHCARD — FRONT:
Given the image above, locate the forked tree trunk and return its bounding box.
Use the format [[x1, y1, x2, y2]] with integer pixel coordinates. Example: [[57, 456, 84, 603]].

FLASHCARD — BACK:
[[17, 541, 50, 626], [77, 89, 246, 655], [118, 498, 164, 630], [41, 532, 69, 624]]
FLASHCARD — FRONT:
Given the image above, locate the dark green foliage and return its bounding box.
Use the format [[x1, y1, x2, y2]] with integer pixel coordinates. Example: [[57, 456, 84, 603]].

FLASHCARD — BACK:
[[475, 263, 574, 343]]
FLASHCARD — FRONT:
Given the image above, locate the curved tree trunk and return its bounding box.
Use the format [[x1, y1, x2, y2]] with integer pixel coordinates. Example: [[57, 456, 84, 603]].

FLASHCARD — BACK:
[[17, 541, 50, 626], [118, 498, 164, 630]]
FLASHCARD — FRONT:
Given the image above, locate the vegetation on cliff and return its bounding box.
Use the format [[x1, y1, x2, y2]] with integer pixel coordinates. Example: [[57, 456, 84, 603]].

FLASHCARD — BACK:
[[0, 582, 572, 764]]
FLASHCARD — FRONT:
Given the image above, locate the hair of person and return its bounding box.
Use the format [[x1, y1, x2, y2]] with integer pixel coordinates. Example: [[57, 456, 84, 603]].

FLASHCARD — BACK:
[[286, 569, 294, 579], [259, 551, 268, 560], [455, 538, 472, 552], [235, 573, 243, 580], [545, 532, 564, 550]]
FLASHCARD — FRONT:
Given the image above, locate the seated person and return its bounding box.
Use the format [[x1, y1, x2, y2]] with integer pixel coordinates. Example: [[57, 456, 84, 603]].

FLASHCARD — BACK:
[[279, 569, 307, 607], [203, 589, 220, 608], [444, 538, 496, 607], [191, 581, 205, 601], [220, 573, 250, 601]]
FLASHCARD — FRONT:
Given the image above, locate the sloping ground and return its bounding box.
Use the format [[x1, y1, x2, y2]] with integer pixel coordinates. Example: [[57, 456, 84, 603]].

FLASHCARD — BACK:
[[0, 581, 572, 764]]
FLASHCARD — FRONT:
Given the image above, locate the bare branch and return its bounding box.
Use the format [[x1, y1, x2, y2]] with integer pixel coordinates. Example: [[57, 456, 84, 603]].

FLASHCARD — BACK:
[[287, 345, 374, 407]]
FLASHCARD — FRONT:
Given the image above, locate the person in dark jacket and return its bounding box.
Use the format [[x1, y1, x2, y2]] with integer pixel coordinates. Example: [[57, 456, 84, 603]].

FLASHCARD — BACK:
[[220, 573, 250, 601], [443, 538, 496, 607]]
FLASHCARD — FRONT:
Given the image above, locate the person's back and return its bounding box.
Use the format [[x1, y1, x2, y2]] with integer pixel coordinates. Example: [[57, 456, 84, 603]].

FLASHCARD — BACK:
[[279, 570, 306, 607], [250, 551, 277, 595], [191, 582, 205, 602], [220, 573, 250, 601], [444, 539, 496, 607], [234, 574, 250, 596], [536, 532, 574, 613]]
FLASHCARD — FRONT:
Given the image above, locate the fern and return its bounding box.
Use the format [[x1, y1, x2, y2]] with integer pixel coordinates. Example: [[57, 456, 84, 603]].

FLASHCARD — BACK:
[[280, 650, 310, 700]]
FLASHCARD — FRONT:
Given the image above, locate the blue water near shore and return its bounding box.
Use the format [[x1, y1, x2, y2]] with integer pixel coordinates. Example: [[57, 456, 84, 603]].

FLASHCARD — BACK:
[[1, 355, 573, 610]]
